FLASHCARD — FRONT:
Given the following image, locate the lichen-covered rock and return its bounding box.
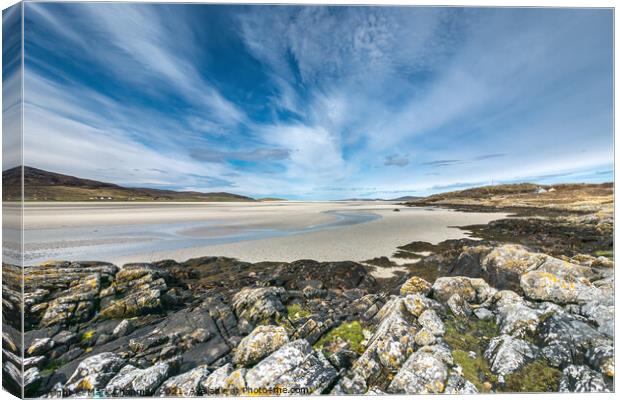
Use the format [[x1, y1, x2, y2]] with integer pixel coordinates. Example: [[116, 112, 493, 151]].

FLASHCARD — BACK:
[[418, 309, 445, 336], [156, 365, 211, 397], [473, 307, 494, 320], [432, 277, 494, 305], [446, 294, 472, 317], [64, 352, 127, 393], [400, 276, 432, 296], [231, 287, 286, 332], [520, 270, 601, 305], [244, 339, 311, 389], [23, 262, 117, 328], [580, 300, 614, 337], [482, 244, 546, 291], [559, 365, 610, 392], [272, 350, 338, 394], [484, 334, 539, 377], [387, 346, 449, 394], [238, 339, 337, 393], [99, 264, 169, 320], [105, 360, 175, 395], [403, 294, 442, 318], [414, 328, 436, 346], [200, 364, 233, 392], [233, 325, 289, 366], [24, 367, 42, 393]]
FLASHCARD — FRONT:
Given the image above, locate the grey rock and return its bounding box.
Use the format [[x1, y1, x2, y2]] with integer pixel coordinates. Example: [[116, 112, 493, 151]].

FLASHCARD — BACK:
[[244, 339, 311, 389], [520, 270, 602, 305], [484, 334, 539, 377], [105, 361, 174, 396], [112, 319, 135, 337], [272, 350, 338, 394], [559, 365, 609, 392], [473, 307, 494, 320], [156, 364, 211, 396], [27, 337, 54, 356], [64, 352, 127, 393], [444, 372, 478, 394]]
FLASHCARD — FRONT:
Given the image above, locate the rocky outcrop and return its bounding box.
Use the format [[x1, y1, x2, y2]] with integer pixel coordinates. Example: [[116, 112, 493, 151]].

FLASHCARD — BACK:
[[64, 352, 127, 394], [399, 276, 432, 296], [388, 346, 450, 394], [98, 264, 170, 320]]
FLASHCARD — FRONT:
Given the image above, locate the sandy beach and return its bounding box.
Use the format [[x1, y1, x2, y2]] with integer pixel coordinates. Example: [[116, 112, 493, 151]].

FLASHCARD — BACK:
[[19, 202, 507, 266]]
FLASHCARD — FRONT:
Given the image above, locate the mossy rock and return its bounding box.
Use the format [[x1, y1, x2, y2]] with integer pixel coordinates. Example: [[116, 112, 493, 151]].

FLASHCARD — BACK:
[[503, 360, 561, 392], [286, 303, 311, 321], [314, 321, 365, 355]]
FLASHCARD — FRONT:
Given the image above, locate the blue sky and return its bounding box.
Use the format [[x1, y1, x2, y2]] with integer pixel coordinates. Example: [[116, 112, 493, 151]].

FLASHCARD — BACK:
[[10, 4, 614, 199]]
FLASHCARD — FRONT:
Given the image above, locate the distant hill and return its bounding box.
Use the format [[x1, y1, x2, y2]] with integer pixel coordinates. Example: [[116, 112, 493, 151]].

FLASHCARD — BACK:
[[2, 166, 255, 202], [258, 197, 287, 201], [405, 182, 613, 211], [389, 196, 422, 202]]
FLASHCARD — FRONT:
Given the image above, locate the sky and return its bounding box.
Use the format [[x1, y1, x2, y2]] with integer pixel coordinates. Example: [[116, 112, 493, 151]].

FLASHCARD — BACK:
[[4, 4, 614, 199]]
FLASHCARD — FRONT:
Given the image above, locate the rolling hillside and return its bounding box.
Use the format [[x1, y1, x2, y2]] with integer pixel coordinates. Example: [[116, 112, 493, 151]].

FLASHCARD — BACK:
[[2, 166, 255, 202]]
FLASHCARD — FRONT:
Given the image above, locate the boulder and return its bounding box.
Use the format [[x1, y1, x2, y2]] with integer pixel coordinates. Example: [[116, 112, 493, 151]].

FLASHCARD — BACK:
[[520, 271, 601, 305], [387, 346, 449, 394], [484, 335, 539, 377], [492, 290, 542, 336], [156, 365, 211, 396], [559, 365, 609, 392], [244, 339, 312, 389], [432, 277, 494, 305], [105, 361, 174, 396], [482, 244, 545, 292], [271, 350, 338, 394], [233, 325, 289, 367], [64, 352, 127, 393], [399, 276, 432, 296]]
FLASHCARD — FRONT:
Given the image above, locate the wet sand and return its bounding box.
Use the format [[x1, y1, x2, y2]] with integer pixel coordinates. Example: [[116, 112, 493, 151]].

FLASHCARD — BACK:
[[20, 202, 507, 266]]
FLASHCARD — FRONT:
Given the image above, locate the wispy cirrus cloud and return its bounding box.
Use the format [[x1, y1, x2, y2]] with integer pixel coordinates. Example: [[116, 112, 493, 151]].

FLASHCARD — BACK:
[[13, 4, 613, 199]]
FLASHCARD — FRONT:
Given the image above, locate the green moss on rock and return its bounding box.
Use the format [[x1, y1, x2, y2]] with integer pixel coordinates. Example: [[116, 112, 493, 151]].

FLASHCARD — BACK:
[[503, 360, 561, 392], [314, 321, 365, 355]]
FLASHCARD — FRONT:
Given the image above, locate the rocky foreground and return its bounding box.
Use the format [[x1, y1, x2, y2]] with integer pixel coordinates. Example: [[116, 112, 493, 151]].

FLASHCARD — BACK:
[[2, 185, 614, 397]]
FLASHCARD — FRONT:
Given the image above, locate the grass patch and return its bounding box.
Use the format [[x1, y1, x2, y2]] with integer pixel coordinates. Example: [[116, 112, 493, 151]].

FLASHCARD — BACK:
[[314, 321, 365, 355], [504, 360, 561, 392], [452, 350, 496, 392], [286, 303, 311, 321]]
